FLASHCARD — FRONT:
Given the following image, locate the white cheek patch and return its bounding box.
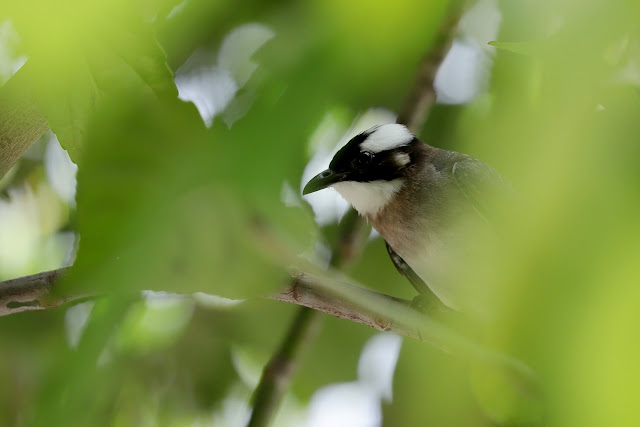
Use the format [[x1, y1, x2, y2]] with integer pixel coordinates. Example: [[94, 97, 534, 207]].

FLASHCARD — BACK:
[[360, 124, 414, 153], [332, 179, 404, 217], [393, 152, 411, 167]]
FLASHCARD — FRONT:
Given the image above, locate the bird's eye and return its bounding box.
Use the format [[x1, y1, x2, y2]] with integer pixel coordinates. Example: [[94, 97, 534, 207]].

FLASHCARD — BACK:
[[352, 151, 373, 169]]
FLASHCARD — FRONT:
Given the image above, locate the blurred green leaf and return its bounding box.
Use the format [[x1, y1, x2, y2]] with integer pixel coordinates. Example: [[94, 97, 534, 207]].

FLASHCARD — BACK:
[[469, 357, 543, 425], [384, 338, 488, 426], [60, 37, 328, 299], [5, 1, 177, 162], [60, 93, 301, 299], [4, 0, 640, 425], [488, 40, 543, 56], [304, 0, 452, 104]]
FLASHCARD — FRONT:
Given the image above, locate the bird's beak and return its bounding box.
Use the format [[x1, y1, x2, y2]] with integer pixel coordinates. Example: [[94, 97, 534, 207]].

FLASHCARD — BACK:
[[303, 169, 348, 195]]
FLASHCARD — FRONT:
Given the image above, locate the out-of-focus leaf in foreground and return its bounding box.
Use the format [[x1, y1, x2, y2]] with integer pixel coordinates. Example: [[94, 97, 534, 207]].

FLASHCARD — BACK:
[[456, 1, 640, 425], [4, 0, 177, 162], [58, 27, 333, 299]]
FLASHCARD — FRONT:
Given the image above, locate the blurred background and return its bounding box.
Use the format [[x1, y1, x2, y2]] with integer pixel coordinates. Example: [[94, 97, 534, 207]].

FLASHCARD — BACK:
[[1, 0, 640, 425]]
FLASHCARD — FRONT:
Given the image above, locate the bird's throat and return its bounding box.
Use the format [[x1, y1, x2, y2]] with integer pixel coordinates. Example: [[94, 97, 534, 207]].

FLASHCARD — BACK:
[[332, 179, 404, 217]]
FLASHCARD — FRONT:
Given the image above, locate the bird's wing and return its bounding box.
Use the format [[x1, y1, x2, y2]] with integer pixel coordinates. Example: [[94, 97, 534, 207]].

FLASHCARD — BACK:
[[385, 241, 433, 296], [451, 156, 513, 223]]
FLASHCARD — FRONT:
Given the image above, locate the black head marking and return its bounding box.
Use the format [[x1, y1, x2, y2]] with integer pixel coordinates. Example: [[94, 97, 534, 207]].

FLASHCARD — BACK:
[[328, 128, 422, 183]]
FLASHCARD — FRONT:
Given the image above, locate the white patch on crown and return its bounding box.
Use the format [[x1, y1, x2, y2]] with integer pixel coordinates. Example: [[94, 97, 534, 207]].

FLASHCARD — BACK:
[[332, 179, 404, 217], [359, 124, 414, 153]]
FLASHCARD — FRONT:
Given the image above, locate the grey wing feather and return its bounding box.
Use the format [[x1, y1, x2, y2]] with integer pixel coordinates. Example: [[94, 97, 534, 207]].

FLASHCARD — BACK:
[[451, 156, 514, 223]]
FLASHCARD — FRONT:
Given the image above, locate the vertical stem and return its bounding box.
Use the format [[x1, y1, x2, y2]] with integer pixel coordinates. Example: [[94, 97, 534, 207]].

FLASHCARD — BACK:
[[247, 306, 321, 427], [248, 209, 370, 426]]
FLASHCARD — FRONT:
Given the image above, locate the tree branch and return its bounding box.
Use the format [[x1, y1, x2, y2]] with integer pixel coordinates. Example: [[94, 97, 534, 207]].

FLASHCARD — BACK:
[[273, 271, 410, 334], [0, 267, 461, 355], [396, 0, 466, 134], [0, 267, 72, 316], [0, 268, 415, 342], [246, 303, 320, 427], [0, 267, 538, 387]]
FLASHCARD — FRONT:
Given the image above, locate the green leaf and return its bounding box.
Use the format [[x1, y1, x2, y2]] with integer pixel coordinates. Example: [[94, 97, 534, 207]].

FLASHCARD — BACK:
[[18, 3, 177, 163], [61, 96, 274, 298], [60, 63, 321, 299], [469, 357, 543, 425]]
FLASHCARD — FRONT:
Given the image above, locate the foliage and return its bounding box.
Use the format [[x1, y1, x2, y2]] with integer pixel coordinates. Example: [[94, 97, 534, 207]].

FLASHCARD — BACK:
[[1, 0, 640, 426]]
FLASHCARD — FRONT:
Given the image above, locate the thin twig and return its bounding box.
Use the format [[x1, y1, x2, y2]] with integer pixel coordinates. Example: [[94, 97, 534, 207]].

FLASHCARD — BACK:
[[246, 305, 320, 427], [396, 0, 467, 134]]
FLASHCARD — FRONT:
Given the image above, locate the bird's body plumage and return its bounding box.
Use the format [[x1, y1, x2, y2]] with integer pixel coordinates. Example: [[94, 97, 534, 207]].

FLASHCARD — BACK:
[[364, 144, 490, 311], [303, 124, 506, 314]]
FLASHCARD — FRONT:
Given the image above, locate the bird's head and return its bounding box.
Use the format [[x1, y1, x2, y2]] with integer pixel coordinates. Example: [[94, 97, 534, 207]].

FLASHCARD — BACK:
[[303, 124, 422, 216]]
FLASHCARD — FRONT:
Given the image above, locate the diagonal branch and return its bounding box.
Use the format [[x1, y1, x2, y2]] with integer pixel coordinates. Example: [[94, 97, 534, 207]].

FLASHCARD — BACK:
[[0, 268, 425, 345], [0, 267, 538, 389], [0, 267, 476, 358], [0, 265, 540, 422]]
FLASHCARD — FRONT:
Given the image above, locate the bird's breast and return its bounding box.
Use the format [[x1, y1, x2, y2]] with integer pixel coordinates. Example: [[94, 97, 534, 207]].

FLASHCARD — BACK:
[[370, 191, 493, 314]]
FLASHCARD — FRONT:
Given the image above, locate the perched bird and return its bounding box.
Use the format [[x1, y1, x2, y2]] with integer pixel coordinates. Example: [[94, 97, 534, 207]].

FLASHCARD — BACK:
[[303, 124, 507, 315]]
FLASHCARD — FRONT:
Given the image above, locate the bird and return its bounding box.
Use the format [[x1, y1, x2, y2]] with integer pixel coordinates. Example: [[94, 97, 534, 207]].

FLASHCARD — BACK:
[[303, 123, 508, 315]]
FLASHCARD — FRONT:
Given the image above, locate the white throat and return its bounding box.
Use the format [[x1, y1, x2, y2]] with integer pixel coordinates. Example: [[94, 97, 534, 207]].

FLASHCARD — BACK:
[[332, 179, 404, 217]]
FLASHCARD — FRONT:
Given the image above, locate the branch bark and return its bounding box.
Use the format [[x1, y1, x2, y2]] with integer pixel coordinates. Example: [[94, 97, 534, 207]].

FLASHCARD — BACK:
[[274, 271, 412, 336], [0, 267, 72, 316]]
